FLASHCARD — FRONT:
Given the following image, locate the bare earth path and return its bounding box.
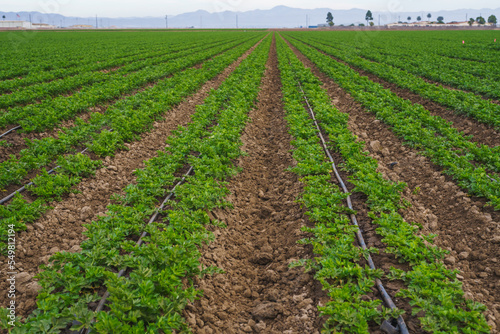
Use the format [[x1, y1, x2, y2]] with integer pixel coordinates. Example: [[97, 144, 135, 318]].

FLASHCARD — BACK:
[[185, 36, 325, 334]]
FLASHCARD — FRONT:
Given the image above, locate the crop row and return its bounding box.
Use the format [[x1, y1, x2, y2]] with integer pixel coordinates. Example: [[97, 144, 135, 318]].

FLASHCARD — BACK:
[[295, 31, 500, 99], [277, 34, 490, 333], [0, 31, 225, 80], [0, 34, 265, 253], [359, 45, 500, 100], [0, 37, 235, 118], [361, 36, 500, 80], [284, 34, 500, 210], [276, 34, 398, 332], [0, 36, 247, 189], [293, 34, 500, 129], [0, 37, 225, 108], [0, 40, 168, 94], [1, 34, 271, 333], [326, 31, 500, 74]]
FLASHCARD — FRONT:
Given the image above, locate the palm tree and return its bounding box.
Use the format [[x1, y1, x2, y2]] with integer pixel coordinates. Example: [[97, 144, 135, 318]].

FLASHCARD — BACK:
[[417, 16, 421, 21], [407, 16, 411, 22], [2, 15, 5, 21], [427, 13, 431, 20]]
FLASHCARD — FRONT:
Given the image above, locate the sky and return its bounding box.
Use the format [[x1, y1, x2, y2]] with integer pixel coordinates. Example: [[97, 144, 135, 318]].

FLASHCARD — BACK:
[[1, 0, 499, 18]]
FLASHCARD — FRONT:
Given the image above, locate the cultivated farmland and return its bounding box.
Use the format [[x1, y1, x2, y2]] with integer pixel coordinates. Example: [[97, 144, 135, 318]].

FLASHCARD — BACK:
[[0, 29, 498, 333]]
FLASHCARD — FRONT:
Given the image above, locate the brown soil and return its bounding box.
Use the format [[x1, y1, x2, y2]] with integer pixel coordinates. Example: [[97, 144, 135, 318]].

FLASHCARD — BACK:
[[319, 49, 500, 148], [100, 66, 121, 74], [0, 39, 263, 320], [283, 36, 500, 331], [185, 35, 325, 334]]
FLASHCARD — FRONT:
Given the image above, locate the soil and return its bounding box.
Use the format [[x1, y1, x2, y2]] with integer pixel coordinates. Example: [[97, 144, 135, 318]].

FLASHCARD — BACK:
[[185, 35, 325, 334], [282, 35, 500, 331], [0, 39, 263, 320]]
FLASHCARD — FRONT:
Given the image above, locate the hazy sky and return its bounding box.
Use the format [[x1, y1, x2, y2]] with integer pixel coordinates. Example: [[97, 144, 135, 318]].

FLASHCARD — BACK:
[[2, 0, 499, 17]]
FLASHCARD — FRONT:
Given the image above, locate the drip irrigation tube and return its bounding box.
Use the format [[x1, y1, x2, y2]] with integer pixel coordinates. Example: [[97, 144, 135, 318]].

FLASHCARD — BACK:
[[74, 166, 194, 334], [0, 148, 88, 205], [297, 82, 410, 334], [0, 125, 21, 139]]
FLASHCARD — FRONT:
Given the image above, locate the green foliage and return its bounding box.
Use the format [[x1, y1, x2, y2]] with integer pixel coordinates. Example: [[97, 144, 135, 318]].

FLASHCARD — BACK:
[[326, 12, 334, 26], [365, 10, 373, 23]]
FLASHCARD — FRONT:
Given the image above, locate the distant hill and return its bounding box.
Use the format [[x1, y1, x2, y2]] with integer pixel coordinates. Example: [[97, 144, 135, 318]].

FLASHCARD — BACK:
[[1, 6, 499, 28]]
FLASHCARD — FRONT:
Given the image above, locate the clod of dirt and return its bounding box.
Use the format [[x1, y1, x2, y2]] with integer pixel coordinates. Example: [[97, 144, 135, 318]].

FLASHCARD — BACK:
[[80, 206, 93, 220], [252, 303, 281, 320], [370, 140, 382, 152], [251, 253, 273, 265]]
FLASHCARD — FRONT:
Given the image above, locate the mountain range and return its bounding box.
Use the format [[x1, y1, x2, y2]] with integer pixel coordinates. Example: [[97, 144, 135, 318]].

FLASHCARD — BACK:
[[1, 6, 499, 28]]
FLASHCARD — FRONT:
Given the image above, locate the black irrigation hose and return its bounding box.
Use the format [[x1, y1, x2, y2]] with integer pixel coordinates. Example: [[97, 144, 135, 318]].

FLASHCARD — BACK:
[[76, 166, 194, 334], [0, 125, 21, 139], [0, 148, 88, 205], [297, 82, 410, 334]]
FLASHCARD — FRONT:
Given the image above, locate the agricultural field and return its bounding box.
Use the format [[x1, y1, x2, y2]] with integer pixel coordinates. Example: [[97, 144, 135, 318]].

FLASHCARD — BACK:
[[0, 29, 498, 333]]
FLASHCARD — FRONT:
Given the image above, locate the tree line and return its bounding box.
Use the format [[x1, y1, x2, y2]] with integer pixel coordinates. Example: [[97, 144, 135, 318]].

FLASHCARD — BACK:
[[325, 11, 497, 26]]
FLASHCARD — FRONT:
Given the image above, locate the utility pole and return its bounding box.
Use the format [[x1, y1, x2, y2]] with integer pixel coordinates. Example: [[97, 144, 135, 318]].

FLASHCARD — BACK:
[[200, 15, 202, 28], [236, 14, 238, 28], [29, 14, 32, 28], [306, 14, 308, 28], [96, 14, 98, 29], [378, 14, 380, 26], [165, 15, 168, 28]]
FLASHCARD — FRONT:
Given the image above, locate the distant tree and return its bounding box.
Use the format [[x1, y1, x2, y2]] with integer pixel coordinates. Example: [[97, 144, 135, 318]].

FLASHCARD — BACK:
[[349, 23, 355, 26], [437, 16, 444, 23], [488, 14, 497, 24], [2, 15, 5, 21], [468, 18, 475, 26], [417, 16, 421, 21], [365, 10, 373, 25], [476, 16, 485, 24], [369, 21, 374, 26], [326, 12, 334, 26], [359, 23, 365, 26], [407, 16, 411, 21], [427, 13, 432, 20]]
